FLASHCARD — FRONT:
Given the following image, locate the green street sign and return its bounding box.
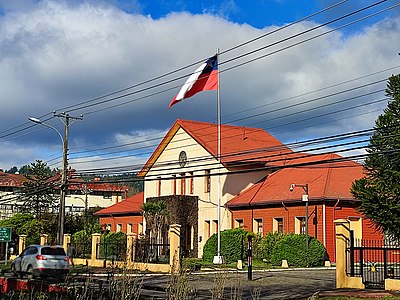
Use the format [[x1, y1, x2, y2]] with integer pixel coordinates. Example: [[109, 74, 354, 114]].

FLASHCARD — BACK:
[[0, 227, 11, 242]]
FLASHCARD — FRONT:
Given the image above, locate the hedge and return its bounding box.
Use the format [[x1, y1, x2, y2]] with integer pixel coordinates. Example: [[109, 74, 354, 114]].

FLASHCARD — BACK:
[[203, 228, 248, 262], [255, 231, 285, 263], [270, 234, 328, 267]]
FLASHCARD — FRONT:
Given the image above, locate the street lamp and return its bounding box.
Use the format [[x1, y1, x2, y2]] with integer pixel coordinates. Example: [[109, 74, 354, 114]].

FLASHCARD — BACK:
[[29, 117, 68, 245], [290, 183, 309, 250]]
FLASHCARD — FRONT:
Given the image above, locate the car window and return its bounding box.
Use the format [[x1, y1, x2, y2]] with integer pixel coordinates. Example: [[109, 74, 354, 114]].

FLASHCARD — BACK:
[[41, 247, 66, 256], [21, 247, 30, 256], [29, 247, 38, 255]]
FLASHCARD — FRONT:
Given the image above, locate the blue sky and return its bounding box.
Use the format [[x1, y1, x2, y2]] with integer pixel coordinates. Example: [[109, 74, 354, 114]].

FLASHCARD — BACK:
[[0, 0, 398, 172]]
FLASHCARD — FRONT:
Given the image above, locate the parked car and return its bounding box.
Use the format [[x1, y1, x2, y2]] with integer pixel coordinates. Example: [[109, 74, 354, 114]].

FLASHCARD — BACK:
[[11, 245, 69, 280]]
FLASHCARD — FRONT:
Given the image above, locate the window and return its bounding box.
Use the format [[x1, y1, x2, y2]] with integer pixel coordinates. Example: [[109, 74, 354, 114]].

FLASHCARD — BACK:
[[189, 172, 194, 194], [103, 191, 112, 199], [138, 223, 143, 235], [295, 217, 306, 234], [254, 218, 263, 234], [106, 224, 111, 231], [204, 220, 211, 239], [273, 218, 284, 233], [172, 175, 177, 195], [127, 223, 133, 234], [204, 170, 211, 193], [234, 219, 244, 228], [180, 173, 186, 195], [157, 177, 161, 197], [212, 220, 218, 235], [116, 224, 122, 232]]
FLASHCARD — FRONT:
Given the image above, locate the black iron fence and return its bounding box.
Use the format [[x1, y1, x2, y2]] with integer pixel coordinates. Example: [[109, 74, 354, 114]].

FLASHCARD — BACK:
[[346, 231, 400, 289], [96, 240, 127, 261], [134, 239, 170, 264], [72, 241, 92, 259]]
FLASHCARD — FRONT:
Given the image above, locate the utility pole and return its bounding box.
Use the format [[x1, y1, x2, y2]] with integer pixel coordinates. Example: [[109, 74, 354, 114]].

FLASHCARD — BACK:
[[55, 112, 83, 245]]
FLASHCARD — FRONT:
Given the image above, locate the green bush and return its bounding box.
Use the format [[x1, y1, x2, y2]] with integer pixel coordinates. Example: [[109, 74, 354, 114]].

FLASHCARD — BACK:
[[255, 231, 285, 263], [270, 234, 328, 267], [98, 231, 127, 259], [203, 228, 248, 262]]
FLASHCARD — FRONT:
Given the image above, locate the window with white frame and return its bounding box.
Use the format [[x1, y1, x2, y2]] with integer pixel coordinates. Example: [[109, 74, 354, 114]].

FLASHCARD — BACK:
[[234, 219, 244, 228], [254, 218, 263, 235], [295, 217, 306, 234], [204, 170, 211, 193], [273, 217, 284, 233]]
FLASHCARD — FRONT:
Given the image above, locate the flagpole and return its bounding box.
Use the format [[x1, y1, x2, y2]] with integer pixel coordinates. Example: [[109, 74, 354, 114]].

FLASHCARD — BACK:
[[214, 48, 223, 264]]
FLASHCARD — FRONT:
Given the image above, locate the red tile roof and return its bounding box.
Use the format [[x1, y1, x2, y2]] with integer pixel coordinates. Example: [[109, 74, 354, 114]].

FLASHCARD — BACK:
[[139, 119, 293, 176], [226, 153, 364, 208], [0, 172, 26, 187], [0, 171, 128, 192], [94, 192, 144, 216]]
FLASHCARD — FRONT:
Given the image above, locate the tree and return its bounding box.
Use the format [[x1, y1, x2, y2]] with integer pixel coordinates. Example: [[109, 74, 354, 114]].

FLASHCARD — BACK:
[[351, 74, 400, 239], [141, 200, 169, 244], [19, 160, 57, 218]]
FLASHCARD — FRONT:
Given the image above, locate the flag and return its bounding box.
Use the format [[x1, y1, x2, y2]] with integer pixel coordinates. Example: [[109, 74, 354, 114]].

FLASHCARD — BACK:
[[169, 54, 218, 108]]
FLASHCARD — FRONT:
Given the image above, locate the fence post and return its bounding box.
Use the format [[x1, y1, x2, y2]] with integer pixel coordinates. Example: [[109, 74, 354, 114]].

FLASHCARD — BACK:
[[169, 224, 181, 274], [91, 233, 101, 265], [335, 219, 350, 288], [63, 234, 71, 252], [40, 234, 48, 245], [18, 235, 27, 255], [335, 219, 364, 289], [126, 233, 137, 267]]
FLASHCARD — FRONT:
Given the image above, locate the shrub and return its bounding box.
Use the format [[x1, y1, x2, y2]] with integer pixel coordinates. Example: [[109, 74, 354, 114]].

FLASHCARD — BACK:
[[203, 228, 248, 262], [98, 231, 127, 260], [255, 231, 285, 263], [270, 234, 328, 267]]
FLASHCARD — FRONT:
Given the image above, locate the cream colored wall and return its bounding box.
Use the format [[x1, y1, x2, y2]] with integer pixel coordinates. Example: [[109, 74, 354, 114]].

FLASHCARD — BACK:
[[144, 128, 267, 257], [65, 194, 116, 209]]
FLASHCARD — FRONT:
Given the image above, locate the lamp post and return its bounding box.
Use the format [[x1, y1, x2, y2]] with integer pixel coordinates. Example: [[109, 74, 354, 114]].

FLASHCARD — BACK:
[[29, 117, 67, 245], [290, 183, 309, 250], [29, 113, 82, 245]]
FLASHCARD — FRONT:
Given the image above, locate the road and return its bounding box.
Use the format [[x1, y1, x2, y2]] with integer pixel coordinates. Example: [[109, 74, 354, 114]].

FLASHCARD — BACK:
[[119, 268, 335, 299], [2, 268, 336, 299]]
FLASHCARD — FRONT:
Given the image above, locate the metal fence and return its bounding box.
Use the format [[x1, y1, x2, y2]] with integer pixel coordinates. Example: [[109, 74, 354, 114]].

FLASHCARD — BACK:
[[134, 239, 170, 264], [346, 231, 400, 289], [96, 240, 127, 261], [72, 241, 92, 259]]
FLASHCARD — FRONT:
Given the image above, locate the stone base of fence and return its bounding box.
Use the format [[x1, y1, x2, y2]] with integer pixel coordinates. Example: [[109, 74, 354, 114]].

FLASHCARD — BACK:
[[385, 279, 400, 291], [335, 219, 400, 291]]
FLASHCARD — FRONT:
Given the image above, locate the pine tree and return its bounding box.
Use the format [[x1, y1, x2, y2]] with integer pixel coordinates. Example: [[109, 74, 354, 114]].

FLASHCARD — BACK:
[[20, 160, 57, 218], [351, 74, 400, 239]]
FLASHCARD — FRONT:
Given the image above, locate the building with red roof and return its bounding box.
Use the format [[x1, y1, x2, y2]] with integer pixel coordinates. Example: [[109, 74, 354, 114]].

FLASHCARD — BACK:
[[136, 119, 382, 261], [94, 192, 144, 235], [226, 153, 382, 261], [0, 171, 128, 219]]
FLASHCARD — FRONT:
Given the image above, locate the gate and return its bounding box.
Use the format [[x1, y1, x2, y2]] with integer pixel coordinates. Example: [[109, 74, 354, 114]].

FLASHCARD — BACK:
[[347, 231, 400, 289]]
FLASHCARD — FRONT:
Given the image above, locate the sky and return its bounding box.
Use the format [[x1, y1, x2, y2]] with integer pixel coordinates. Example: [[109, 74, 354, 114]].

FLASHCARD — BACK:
[[0, 0, 399, 174]]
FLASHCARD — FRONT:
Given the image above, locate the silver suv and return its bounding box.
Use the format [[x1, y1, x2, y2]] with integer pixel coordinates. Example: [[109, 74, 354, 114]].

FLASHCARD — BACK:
[[11, 245, 69, 280]]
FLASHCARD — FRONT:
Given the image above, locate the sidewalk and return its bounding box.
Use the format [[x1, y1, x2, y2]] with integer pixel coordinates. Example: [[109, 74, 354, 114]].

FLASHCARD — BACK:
[[317, 289, 400, 298]]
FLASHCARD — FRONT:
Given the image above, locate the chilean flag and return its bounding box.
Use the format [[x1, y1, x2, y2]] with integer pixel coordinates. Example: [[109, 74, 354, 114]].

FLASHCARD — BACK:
[[169, 55, 218, 108]]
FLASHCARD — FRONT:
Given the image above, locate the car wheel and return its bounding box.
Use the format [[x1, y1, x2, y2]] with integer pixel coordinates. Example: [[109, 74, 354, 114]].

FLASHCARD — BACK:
[[27, 266, 34, 281]]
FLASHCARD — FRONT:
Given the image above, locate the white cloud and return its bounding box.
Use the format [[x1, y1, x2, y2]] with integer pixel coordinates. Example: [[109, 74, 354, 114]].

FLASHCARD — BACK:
[[0, 1, 398, 172]]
